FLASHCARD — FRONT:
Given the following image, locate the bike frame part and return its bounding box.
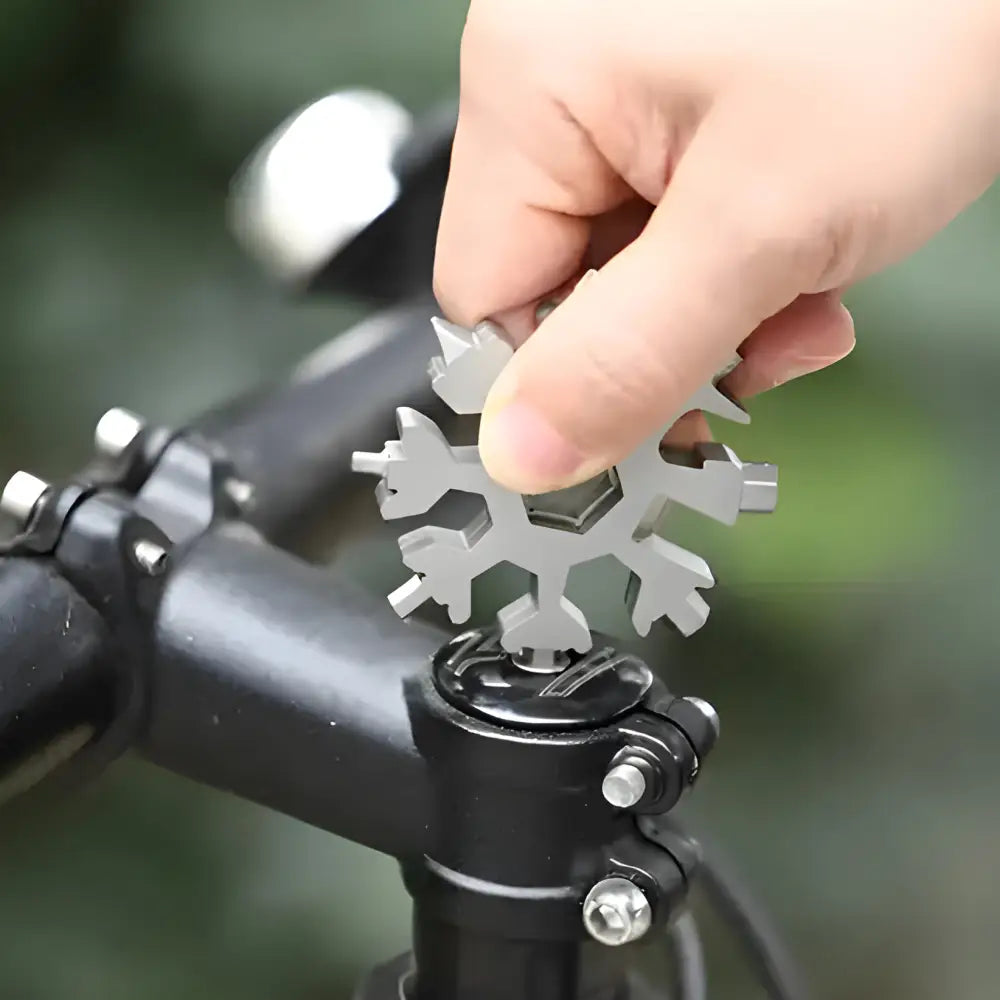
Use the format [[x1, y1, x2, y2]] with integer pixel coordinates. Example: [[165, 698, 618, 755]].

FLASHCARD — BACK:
[[0, 295, 801, 999], [142, 525, 440, 858], [195, 300, 443, 546], [142, 526, 677, 999], [1, 469, 683, 999]]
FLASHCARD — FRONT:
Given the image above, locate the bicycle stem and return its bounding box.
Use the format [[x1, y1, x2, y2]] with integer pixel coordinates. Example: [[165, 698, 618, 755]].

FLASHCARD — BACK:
[[0, 423, 692, 1000]]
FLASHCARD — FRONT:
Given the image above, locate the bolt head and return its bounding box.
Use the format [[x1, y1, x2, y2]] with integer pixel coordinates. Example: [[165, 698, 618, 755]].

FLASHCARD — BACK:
[[95, 408, 146, 461], [602, 762, 647, 809], [132, 538, 169, 576], [582, 877, 652, 946], [1, 471, 50, 529]]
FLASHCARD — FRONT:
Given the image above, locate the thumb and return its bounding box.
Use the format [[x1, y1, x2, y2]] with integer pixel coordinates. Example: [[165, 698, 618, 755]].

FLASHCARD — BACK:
[[477, 111, 846, 494]]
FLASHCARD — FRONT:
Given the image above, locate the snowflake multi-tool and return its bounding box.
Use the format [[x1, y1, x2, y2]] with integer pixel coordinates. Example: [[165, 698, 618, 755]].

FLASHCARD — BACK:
[[353, 313, 777, 664]]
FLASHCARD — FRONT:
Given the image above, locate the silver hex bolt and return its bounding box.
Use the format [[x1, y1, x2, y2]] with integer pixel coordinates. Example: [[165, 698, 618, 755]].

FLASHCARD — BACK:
[[0, 472, 51, 529], [132, 538, 169, 576], [602, 762, 647, 809], [582, 877, 652, 946], [94, 407, 146, 461]]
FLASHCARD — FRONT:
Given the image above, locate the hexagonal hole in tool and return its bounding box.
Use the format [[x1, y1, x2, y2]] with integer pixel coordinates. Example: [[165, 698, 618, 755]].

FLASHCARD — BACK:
[[523, 469, 624, 534]]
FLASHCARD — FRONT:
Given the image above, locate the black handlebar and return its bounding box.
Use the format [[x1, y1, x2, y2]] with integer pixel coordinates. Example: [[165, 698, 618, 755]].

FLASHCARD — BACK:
[[0, 299, 446, 806], [195, 298, 444, 545], [0, 556, 114, 802]]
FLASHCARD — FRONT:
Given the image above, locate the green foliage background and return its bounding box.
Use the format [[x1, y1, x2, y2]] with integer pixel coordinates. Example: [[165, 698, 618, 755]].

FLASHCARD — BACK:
[[0, 3, 998, 998]]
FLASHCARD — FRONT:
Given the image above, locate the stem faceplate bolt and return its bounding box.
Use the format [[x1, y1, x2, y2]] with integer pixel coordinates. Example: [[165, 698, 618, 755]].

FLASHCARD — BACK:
[[602, 762, 647, 809], [0, 472, 50, 530], [95, 408, 145, 461], [132, 539, 169, 576], [582, 877, 652, 946]]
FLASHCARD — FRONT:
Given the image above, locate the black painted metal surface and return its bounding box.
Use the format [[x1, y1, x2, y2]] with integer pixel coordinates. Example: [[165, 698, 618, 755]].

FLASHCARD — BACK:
[[140, 526, 443, 858], [433, 629, 654, 731], [195, 300, 444, 545], [0, 556, 114, 799]]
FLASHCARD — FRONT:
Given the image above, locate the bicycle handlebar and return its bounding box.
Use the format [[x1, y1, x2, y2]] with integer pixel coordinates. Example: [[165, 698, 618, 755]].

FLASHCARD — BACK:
[[0, 555, 115, 802], [0, 299, 446, 810], [195, 298, 443, 545]]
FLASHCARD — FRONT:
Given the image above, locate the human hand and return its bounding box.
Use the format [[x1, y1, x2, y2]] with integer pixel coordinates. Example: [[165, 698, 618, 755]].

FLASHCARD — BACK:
[[434, 0, 1000, 493]]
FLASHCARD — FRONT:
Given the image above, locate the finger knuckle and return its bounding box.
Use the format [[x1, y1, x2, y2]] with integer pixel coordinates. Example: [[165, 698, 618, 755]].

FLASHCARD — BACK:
[[723, 179, 850, 290]]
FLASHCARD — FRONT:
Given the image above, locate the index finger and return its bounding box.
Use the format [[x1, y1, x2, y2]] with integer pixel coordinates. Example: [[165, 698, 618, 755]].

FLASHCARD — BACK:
[[433, 33, 632, 338], [433, 115, 589, 338]]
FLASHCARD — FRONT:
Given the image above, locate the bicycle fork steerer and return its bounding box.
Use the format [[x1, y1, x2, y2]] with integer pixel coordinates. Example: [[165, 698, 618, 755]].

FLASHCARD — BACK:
[[0, 408, 725, 1000]]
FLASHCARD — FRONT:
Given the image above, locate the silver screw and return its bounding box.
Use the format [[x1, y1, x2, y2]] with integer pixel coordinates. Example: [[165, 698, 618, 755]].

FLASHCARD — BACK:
[[223, 477, 256, 512], [602, 763, 647, 809], [132, 539, 169, 576], [94, 408, 145, 461], [683, 696, 720, 741], [582, 877, 652, 946], [0, 472, 51, 529]]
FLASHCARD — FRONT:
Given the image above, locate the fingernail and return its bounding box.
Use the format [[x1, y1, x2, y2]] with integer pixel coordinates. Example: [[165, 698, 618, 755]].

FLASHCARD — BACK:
[[480, 399, 587, 493], [771, 353, 850, 388]]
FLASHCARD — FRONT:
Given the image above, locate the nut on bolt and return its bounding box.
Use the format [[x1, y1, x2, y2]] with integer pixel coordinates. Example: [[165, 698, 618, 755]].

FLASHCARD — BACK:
[[582, 877, 652, 946]]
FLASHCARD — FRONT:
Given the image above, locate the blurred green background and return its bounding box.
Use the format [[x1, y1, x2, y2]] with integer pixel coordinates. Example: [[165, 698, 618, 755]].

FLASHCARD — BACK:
[[1, 2, 999, 998]]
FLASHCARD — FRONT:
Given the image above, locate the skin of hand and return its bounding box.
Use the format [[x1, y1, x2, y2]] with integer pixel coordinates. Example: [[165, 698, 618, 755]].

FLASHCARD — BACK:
[[433, 0, 1000, 494]]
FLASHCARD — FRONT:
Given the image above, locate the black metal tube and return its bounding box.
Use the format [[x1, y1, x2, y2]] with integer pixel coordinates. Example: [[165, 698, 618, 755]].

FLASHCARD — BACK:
[[140, 526, 442, 858], [0, 556, 115, 801], [399, 654, 643, 1000], [411, 913, 625, 1000], [194, 300, 444, 545]]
